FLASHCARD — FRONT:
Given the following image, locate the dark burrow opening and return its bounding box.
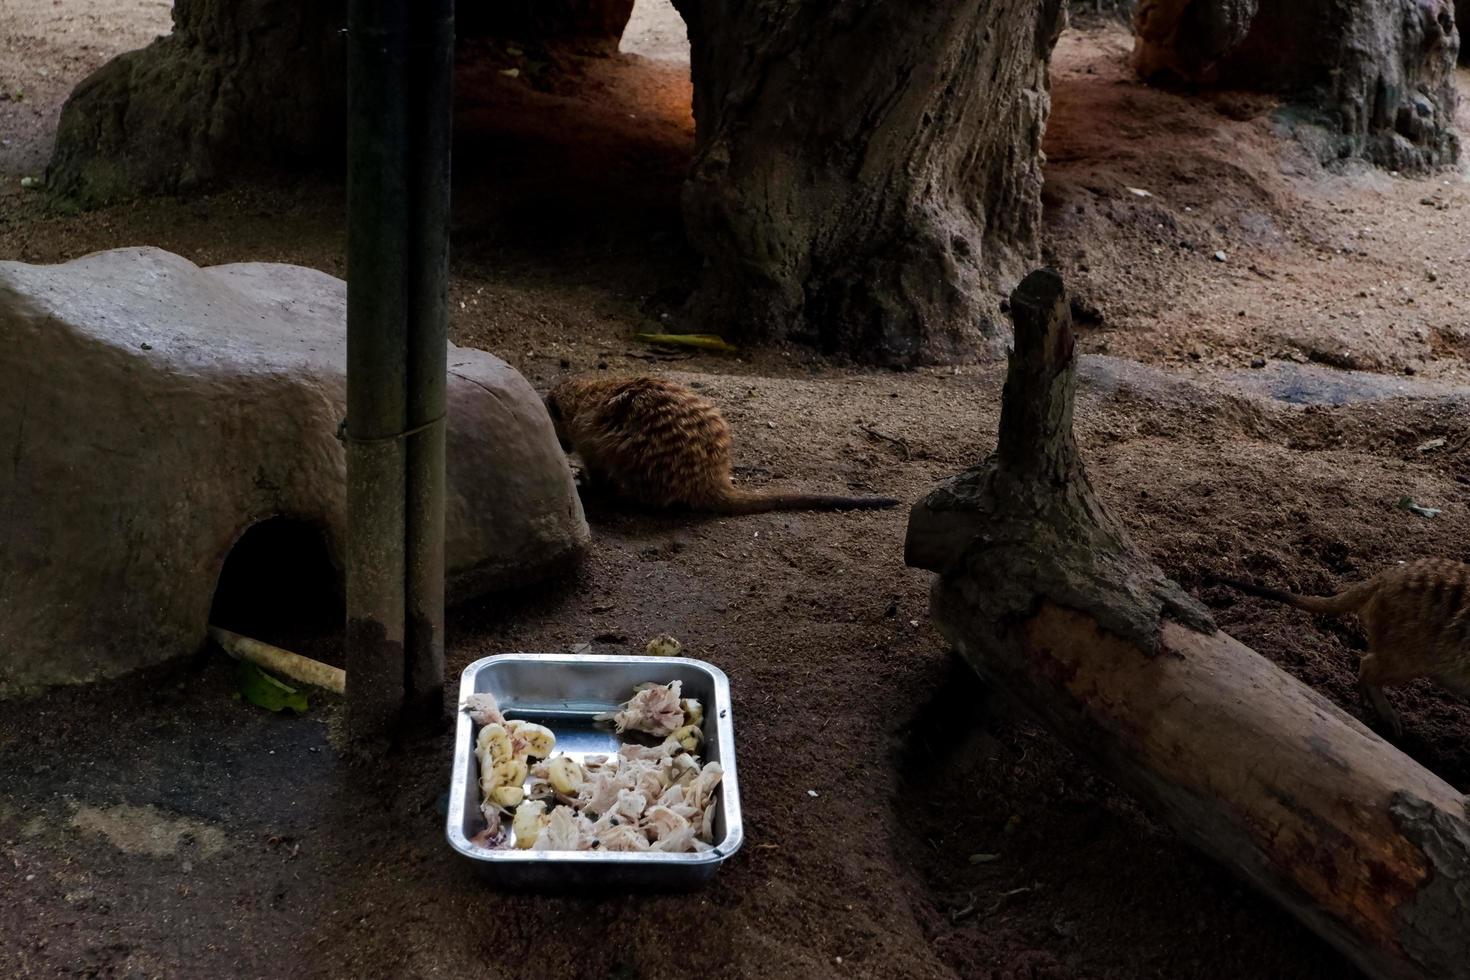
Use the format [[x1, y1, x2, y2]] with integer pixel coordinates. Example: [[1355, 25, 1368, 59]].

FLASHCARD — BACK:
[[209, 517, 344, 664]]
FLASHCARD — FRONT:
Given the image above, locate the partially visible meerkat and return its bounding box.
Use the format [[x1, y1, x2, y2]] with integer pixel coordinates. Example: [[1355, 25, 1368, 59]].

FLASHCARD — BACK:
[[543, 376, 900, 515], [1216, 558, 1470, 738]]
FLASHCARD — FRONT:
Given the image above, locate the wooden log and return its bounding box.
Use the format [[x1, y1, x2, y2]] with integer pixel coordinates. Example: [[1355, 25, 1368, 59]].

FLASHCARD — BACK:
[[209, 627, 346, 695], [905, 269, 1470, 980]]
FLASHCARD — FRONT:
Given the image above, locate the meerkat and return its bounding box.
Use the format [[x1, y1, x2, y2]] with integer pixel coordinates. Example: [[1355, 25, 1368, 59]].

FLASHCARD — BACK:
[[543, 376, 900, 515], [1215, 558, 1470, 738]]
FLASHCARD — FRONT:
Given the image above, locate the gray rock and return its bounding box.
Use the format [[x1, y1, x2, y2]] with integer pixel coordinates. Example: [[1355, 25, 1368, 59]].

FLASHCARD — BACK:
[[0, 247, 588, 695]]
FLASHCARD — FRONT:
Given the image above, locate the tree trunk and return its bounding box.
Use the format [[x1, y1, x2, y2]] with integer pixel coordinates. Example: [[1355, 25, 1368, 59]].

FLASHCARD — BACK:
[[906, 269, 1470, 980], [47, 0, 348, 205], [669, 0, 1066, 367], [1132, 0, 1460, 170], [46, 0, 633, 205]]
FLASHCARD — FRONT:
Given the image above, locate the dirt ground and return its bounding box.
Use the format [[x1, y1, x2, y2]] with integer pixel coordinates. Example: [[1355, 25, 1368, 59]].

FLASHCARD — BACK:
[[3, 2, 1470, 978]]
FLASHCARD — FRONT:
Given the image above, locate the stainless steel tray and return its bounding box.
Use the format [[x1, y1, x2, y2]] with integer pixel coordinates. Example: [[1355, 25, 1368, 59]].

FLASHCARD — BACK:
[[446, 653, 743, 888]]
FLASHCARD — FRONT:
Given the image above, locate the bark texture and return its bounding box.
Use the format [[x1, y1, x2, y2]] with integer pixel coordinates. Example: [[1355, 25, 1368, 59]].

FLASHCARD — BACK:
[[906, 268, 1470, 980], [47, 0, 348, 205], [670, 0, 1066, 367], [1133, 0, 1460, 170], [47, 0, 633, 205]]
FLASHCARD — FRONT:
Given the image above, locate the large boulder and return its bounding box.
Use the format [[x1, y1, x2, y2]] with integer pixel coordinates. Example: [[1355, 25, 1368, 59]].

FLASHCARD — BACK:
[[0, 247, 588, 695]]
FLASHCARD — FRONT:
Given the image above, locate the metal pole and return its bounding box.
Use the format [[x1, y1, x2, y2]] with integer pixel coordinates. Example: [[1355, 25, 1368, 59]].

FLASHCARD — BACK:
[[344, 0, 453, 747], [403, 0, 454, 730]]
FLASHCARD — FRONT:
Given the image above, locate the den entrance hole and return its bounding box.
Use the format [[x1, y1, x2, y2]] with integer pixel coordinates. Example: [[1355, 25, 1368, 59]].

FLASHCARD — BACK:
[[209, 518, 344, 661]]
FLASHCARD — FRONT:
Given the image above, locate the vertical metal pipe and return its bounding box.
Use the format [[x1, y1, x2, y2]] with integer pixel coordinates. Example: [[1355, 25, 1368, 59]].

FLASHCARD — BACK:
[[345, 0, 453, 746], [403, 0, 454, 729]]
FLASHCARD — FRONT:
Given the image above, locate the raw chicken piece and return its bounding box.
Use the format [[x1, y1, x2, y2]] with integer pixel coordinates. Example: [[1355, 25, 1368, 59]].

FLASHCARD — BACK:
[[700, 801, 717, 843], [597, 821, 651, 852], [597, 681, 687, 737], [533, 806, 596, 851], [643, 804, 691, 843], [581, 771, 626, 816], [669, 754, 700, 785], [650, 824, 699, 852], [462, 692, 505, 726], [471, 804, 504, 848], [610, 788, 648, 825], [469, 825, 505, 849], [604, 756, 666, 801], [686, 761, 724, 812], [619, 742, 672, 763]]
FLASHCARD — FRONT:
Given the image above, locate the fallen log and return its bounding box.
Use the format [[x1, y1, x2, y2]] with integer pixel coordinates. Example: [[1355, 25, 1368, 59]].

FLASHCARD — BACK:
[[209, 626, 347, 695], [905, 269, 1470, 980]]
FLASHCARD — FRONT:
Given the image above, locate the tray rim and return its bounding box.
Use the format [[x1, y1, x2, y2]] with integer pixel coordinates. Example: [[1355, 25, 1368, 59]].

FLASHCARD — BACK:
[[445, 651, 744, 867]]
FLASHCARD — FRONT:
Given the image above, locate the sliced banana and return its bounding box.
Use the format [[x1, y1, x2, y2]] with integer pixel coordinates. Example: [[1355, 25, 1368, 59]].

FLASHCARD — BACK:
[[516, 722, 557, 759], [669, 724, 704, 753], [681, 698, 704, 728], [512, 800, 548, 848], [489, 784, 525, 808], [645, 634, 682, 657], [547, 756, 585, 796], [476, 723, 513, 763], [491, 758, 529, 789]]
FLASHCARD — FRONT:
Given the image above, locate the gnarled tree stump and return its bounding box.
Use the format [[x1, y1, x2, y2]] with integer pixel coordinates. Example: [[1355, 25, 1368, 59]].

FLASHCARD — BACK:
[[670, 0, 1066, 367], [906, 269, 1470, 980], [47, 0, 348, 205], [46, 0, 636, 205], [1132, 0, 1460, 170]]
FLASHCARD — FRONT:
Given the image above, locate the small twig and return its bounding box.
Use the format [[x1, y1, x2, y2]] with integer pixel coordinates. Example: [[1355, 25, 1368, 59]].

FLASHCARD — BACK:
[[951, 885, 1035, 924], [857, 423, 911, 459]]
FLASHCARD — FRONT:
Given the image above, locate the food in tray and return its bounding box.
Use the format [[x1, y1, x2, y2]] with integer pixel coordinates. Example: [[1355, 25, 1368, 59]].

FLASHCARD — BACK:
[[460, 687, 723, 853], [594, 679, 703, 738]]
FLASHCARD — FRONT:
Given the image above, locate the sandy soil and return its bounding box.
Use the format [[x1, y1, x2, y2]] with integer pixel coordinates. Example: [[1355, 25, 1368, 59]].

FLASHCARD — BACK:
[[3, 3, 1470, 979]]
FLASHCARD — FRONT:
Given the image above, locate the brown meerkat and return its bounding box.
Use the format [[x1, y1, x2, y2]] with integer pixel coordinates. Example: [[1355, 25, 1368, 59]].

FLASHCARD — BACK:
[[543, 376, 900, 515], [1215, 558, 1470, 738]]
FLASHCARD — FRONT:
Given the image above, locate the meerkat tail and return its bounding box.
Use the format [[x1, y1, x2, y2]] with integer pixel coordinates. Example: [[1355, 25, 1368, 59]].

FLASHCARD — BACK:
[[1212, 575, 1376, 616], [717, 489, 901, 515]]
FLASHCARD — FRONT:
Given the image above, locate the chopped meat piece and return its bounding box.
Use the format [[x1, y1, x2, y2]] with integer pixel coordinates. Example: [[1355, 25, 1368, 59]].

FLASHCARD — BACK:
[[533, 806, 596, 851], [596, 820, 651, 852], [611, 788, 648, 825], [650, 824, 699, 852], [644, 804, 691, 843], [596, 681, 687, 737], [581, 771, 625, 816], [686, 761, 724, 812], [462, 692, 504, 726]]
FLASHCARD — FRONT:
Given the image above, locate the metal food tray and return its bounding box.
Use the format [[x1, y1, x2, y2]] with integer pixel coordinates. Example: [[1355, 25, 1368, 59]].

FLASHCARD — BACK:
[[446, 652, 743, 888]]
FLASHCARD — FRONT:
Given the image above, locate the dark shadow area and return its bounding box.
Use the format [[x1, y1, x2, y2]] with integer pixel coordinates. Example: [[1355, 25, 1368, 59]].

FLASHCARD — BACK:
[[447, 36, 695, 283], [887, 653, 1346, 979], [209, 518, 344, 662]]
